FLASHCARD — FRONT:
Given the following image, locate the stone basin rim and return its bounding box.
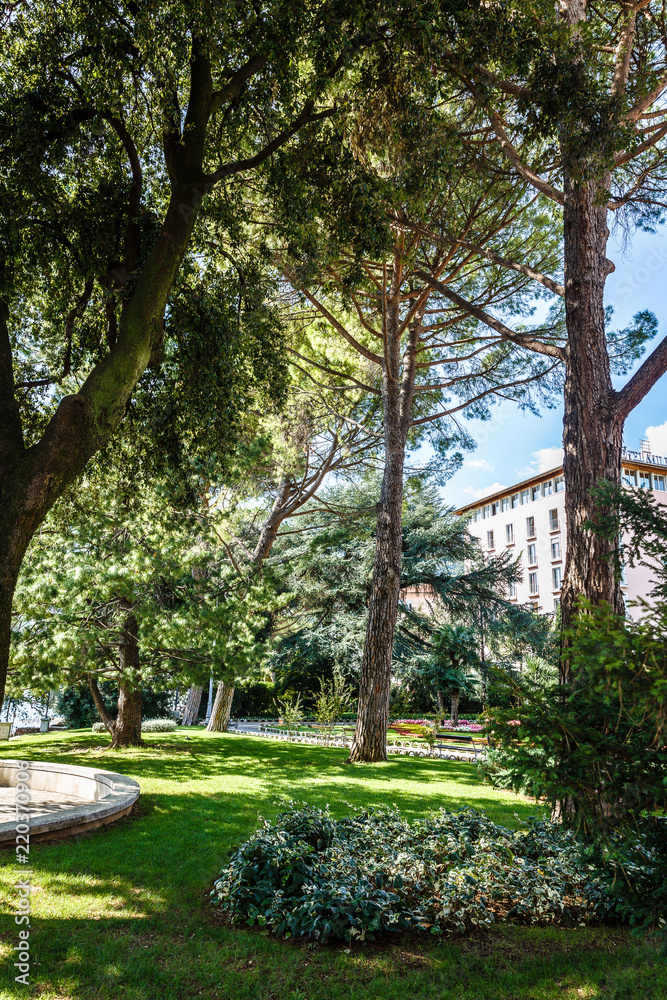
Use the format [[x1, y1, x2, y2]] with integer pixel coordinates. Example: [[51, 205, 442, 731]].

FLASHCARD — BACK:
[[0, 759, 140, 845]]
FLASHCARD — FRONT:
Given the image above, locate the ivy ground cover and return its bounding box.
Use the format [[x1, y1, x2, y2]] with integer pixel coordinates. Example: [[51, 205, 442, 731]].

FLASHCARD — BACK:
[[0, 728, 664, 1000]]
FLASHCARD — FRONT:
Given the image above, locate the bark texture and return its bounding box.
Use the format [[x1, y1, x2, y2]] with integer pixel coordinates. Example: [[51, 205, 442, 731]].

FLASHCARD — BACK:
[[347, 284, 420, 763], [109, 603, 144, 748], [181, 685, 204, 725], [560, 176, 625, 675], [450, 690, 460, 726], [206, 683, 235, 732]]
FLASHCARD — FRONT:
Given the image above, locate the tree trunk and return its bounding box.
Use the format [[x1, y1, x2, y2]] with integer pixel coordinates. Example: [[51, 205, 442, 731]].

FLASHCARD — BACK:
[[559, 175, 624, 681], [252, 476, 292, 564], [206, 682, 235, 732], [450, 689, 460, 726], [436, 690, 445, 715], [109, 602, 144, 748], [181, 685, 203, 725], [347, 286, 420, 763], [88, 675, 115, 734]]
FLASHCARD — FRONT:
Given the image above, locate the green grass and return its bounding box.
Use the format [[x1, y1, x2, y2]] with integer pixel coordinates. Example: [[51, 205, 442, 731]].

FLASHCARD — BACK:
[[0, 728, 664, 1000]]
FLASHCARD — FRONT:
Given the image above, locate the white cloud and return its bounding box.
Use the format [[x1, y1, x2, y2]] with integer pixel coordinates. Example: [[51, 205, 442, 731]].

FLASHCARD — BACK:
[[646, 421, 667, 458], [463, 458, 494, 471], [463, 481, 508, 500], [517, 446, 564, 478]]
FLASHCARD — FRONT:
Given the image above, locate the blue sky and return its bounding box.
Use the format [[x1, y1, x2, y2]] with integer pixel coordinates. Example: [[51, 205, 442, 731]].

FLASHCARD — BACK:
[[440, 225, 667, 510]]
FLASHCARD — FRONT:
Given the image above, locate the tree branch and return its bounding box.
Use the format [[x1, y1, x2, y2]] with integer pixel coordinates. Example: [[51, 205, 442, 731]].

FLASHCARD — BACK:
[[206, 103, 336, 184], [414, 270, 566, 360], [489, 113, 564, 205], [211, 53, 269, 112], [0, 297, 24, 459], [614, 333, 667, 422], [296, 286, 383, 365]]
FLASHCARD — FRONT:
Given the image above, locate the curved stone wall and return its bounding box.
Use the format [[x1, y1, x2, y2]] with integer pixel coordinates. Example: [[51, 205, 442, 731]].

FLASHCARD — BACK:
[[0, 760, 140, 846]]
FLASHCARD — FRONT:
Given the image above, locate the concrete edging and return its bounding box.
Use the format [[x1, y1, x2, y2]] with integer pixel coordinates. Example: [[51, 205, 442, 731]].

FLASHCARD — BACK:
[[0, 759, 140, 846]]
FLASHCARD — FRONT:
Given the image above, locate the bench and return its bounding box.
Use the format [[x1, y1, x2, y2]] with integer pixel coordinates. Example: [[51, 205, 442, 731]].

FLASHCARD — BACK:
[[433, 732, 485, 758]]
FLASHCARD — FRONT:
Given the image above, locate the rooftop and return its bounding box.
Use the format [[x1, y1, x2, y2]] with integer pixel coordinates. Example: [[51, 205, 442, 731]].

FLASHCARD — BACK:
[[455, 444, 667, 515]]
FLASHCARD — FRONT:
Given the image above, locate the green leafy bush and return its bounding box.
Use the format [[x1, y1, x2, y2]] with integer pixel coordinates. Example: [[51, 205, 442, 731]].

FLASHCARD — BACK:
[[211, 804, 613, 943], [91, 721, 108, 733], [481, 480, 667, 935]]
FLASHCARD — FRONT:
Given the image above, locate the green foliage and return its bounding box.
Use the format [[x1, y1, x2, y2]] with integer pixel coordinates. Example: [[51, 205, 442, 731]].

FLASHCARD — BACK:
[[275, 693, 305, 737], [57, 683, 172, 728], [268, 474, 550, 700], [482, 479, 667, 935], [10, 464, 277, 701], [211, 803, 614, 943], [313, 667, 355, 739], [230, 681, 278, 718]]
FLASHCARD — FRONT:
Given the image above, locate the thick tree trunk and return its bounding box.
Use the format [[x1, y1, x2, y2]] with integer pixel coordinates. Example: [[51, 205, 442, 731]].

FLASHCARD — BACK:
[[206, 683, 235, 732], [347, 290, 419, 763], [450, 689, 460, 726], [88, 675, 116, 734], [181, 685, 203, 725], [560, 176, 624, 681], [436, 690, 445, 715], [110, 603, 144, 748]]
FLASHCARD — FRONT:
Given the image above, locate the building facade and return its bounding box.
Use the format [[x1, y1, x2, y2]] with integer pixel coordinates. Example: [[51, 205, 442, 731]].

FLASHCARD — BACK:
[[455, 445, 667, 618]]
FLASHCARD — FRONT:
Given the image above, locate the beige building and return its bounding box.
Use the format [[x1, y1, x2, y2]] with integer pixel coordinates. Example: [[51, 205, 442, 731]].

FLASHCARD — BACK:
[[455, 444, 667, 618]]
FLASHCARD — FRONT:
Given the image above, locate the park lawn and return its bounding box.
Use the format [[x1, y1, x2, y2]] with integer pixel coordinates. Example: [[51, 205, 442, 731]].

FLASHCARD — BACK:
[[0, 729, 664, 1000]]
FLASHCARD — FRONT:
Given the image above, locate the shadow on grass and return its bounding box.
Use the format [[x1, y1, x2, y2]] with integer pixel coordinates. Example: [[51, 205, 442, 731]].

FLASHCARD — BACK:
[[0, 731, 661, 1000]]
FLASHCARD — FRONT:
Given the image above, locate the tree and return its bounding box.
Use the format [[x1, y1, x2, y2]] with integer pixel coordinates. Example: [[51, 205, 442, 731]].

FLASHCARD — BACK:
[[423, 624, 480, 724], [411, 2, 667, 661], [10, 461, 273, 746], [284, 150, 561, 759], [0, 0, 396, 709], [268, 474, 551, 729]]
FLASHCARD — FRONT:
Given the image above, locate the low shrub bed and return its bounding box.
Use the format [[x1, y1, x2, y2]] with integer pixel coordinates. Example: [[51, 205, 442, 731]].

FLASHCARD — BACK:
[[91, 717, 176, 733], [211, 804, 614, 943]]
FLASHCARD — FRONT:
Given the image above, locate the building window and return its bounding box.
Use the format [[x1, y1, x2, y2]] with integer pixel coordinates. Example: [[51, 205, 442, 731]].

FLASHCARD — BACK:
[[542, 480, 553, 497], [509, 581, 517, 598], [483, 505, 490, 519], [506, 523, 514, 544], [501, 497, 509, 512], [529, 572, 538, 595], [549, 508, 559, 531], [487, 530, 495, 550], [526, 515, 535, 537], [554, 597, 561, 611], [623, 468, 637, 487], [551, 539, 561, 560], [555, 475, 565, 492], [472, 509, 480, 522], [552, 566, 562, 590], [521, 489, 530, 504], [531, 484, 541, 501], [511, 493, 519, 508], [655, 475, 666, 491], [639, 471, 652, 489], [528, 543, 537, 565]]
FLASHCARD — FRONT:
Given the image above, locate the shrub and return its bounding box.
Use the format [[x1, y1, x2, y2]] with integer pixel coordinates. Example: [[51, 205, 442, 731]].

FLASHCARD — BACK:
[[141, 718, 177, 732], [211, 804, 613, 943], [91, 721, 107, 733], [481, 480, 667, 936]]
